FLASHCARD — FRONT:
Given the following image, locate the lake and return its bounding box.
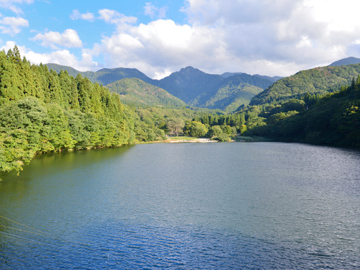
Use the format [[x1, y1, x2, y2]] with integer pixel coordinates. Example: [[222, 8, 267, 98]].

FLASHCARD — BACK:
[[0, 142, 359, 269]]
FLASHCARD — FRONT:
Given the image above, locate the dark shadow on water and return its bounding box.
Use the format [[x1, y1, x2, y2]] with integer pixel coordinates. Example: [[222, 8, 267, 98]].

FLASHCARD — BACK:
[[0, 145, 134, 190]]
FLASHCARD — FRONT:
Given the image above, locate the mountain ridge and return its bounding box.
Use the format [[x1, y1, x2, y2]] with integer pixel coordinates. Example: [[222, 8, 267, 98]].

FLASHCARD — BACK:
[[106, 78, 186, 108], [250, 64, 360, 106], [329, 57, 360, 67], [46, 63, 273, 111]]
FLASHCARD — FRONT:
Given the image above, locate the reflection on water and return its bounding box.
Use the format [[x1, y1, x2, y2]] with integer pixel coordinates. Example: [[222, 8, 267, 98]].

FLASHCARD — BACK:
[[0, 143, 359, 269]]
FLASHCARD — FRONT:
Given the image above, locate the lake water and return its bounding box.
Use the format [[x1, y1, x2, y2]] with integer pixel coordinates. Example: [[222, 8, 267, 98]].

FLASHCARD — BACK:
[[0, 142, 359, 269]]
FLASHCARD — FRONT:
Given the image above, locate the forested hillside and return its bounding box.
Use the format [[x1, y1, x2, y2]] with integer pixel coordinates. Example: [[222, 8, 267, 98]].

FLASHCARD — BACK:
[[1, 47, 229, 173], [48, 64, 276, 111], [250, 64, 360, 105], [46, 63, 155, 85], [0, 46, 135, 173], [106, 78, 186, 107], [248, 78, 360, 147], [148, 67, 271, 110], [203, 80, 263, 112]]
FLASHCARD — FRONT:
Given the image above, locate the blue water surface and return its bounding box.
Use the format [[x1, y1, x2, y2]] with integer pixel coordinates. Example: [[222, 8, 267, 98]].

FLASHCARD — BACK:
[[0, 142, 359, 269]]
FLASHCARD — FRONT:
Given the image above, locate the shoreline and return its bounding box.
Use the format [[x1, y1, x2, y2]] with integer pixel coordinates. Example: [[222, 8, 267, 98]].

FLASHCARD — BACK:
[[165, 138, 218, 143]]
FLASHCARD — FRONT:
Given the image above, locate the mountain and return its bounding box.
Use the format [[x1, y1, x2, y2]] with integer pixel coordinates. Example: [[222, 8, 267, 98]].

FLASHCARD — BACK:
[[329, 57, 360, 67], [106, 78, 186, 107], [203, 75, 263, 112], [155, 66, 224, 105], [46, 63, 155, 85], [89, 68, 155, 85], [46, 63, 276, 111], [46, 63, 82, 78], [155, 67, 268, 111], [250, 64, 360, 105], [221, 72, 282, 83], [250, 79, 360, 147], [253, 74, 283, 83]]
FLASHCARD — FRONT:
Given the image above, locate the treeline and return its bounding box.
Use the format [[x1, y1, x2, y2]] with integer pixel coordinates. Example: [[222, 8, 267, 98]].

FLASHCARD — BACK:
[[132, 105, 226, 141], [247, 78, 360, 147], [0, 46, 225, 173], [0, 46, 134, 173], [186, 79, 360, 146], [3, 46, 359, 172]]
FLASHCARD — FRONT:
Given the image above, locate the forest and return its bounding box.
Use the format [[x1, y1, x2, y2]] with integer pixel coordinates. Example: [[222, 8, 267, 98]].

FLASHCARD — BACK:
[[246, 79, 360, 147], [0, 46, 139, 173], [1, 46, 360, 174], [0, 46, 223, 173]]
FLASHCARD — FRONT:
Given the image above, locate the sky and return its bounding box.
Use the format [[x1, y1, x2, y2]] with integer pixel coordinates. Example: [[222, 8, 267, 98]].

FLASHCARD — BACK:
[[1, 0, 360, 79]]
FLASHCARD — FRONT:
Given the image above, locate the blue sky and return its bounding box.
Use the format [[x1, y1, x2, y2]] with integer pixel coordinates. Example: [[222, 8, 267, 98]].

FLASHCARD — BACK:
[[2, 0, 360, 79]]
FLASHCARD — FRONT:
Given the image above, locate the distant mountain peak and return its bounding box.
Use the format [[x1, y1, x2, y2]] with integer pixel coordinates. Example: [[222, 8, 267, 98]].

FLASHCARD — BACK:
[[178, 66, 203, 74], [329, 57, 360, 67], [182, 66, 196, 70]]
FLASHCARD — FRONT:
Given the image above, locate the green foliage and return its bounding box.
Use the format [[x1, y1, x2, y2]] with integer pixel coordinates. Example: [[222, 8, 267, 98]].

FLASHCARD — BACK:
[[204, 82, 263, 113], [129, 106, 214, 141], [251, 64, 360, 106], [46, 64, 155, 86], [0, 47, 134, 173], [249, 77, 360, 147], [106, 78, 186, 108], [48, 64, 274, 111], [166, 118, 185, 136], [183, 121, 208, 137]]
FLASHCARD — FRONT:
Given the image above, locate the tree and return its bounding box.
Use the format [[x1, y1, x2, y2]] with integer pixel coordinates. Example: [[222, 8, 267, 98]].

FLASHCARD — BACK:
[[167, 118, 184, 136], [183, 121, 208, 137]]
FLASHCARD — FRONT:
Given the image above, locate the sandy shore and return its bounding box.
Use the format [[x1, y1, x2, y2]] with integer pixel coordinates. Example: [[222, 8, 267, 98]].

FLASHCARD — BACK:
[[166, 138, 218, 143]]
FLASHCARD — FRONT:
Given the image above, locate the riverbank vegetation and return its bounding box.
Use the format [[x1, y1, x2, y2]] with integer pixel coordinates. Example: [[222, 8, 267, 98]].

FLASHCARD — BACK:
[[0, 47, 229, 173], [2, 46, 360, 173], [0, 47, 138, 173], [246, 79, 360, 147]]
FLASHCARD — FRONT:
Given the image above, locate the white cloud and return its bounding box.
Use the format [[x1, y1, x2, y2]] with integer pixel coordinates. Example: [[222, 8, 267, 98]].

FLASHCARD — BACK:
[[79, 0, 360, 79], [1, 41, 99, 71], [31, 29, 83, 49], [144, 3, 157, 18], [98, 9, 137, 25], [175, 0, 360, 75], [0, 16, 28, 35], [98, 19, 228, 78], [70, 10, 95, 21], [5, 0, 360, 79], [144, 3, 167, 19], [0, 0, 33, 14]]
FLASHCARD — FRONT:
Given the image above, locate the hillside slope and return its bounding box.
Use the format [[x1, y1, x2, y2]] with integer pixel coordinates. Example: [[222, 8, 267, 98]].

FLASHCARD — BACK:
[[250, 79, 360, 147], [250, 64, 360, 105], [106, 78, 186, 107], [329, 57, 360, 67], [204, 75, 263, 112], [47, 64, 276, 110], [155, 66, 224, 105], [46, 63, 155, 85]]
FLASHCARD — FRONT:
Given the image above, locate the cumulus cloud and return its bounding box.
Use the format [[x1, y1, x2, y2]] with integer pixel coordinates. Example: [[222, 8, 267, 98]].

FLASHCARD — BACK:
[[6, 0, 360, 79], [178, 0, 360, 75], [0, 0, 33, 14], [74, 0, 360, 78], [70, 10, 95, 21], [98, 19, 228, 78], [0, 16, 28, 35], [31, 29, 83, 49]]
